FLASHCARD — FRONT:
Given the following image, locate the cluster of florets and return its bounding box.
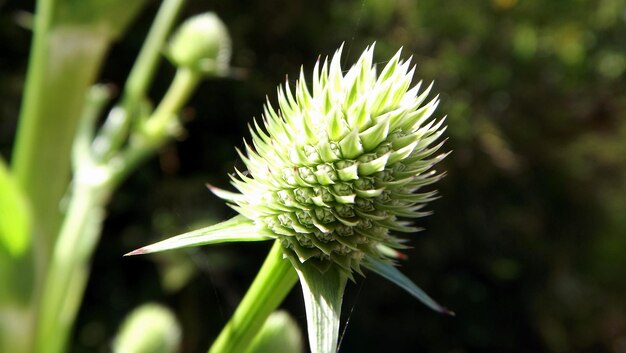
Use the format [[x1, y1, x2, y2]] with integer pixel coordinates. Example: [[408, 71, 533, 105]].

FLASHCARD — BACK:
[[215, 45, 446, 275]]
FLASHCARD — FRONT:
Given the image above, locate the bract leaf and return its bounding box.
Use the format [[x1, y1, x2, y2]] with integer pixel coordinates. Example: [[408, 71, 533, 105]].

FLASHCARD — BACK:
[[294, 262, 347, 353], [363, 256, 454, 316], [0, 158, 32, 257], [125, 215, 272, 255]]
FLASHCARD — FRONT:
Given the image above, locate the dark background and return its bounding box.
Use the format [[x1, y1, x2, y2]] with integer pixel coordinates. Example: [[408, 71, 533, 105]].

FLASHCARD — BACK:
[[1, 0, 626, 352]]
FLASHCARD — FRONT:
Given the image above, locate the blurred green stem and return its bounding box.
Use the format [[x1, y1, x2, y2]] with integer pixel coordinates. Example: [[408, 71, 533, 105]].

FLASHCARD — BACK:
[[34, 65, 202, 353], [22, 0, 188, 350], [112, 67, 201, 184], [145, 68, 200, 137], [123, 0, 185, 105], [33, 85, 112, 353], [11, 0, 111, 280], [34, 179, 112, 353], [209, 241, 299, 353], [95, 0, 186, 160]]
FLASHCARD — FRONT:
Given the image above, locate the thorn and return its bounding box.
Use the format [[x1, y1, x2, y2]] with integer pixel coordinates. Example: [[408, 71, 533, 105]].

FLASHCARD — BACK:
[[441, 307, 456, 317], [394, 250, 408, 261], [123, 247, 147, 256]]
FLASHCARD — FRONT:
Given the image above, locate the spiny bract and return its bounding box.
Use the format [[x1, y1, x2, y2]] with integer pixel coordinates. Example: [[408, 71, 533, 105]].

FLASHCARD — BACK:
[[213, 44, 447, 276]]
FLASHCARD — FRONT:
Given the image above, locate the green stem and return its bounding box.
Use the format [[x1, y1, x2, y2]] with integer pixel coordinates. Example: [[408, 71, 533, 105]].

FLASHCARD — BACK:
[[7, 0, 149, 350], [123, 0, 184, 105], [32, 65, 201, 353], [31, 64, 202, 353], [33, 87, 113, 353], [111, 68, 201, 184], [11, 0, 57, 181], [94, 0, 185, 160], [145, 68, 201, 137], [34, 179, 112, 353], [208, 241, 299, 353], [11, 2, 113, 280]]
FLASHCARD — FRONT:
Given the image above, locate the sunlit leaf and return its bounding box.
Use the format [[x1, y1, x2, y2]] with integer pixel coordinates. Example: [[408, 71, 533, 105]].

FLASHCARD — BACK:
[[126, 215, 272, 256]]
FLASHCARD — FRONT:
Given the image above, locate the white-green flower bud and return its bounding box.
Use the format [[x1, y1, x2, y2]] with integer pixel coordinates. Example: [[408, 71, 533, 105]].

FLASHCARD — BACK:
[[215, 44, 447, 276], [166, 13, 231, 76], [113, 303, 181, 353]]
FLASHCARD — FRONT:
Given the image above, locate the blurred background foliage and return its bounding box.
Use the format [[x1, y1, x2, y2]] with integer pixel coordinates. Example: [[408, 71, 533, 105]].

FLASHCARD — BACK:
[[1, 0, 626, 352]]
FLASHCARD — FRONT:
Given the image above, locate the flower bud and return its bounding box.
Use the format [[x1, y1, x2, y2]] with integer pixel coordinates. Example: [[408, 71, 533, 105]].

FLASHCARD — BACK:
[[247, 311, 303, 353], [113, 303, 181, 353], [166, 13, 231, 76]]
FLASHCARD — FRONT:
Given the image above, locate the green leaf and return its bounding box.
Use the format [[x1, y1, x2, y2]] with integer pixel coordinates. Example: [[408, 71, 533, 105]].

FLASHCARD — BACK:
[[294, 262, 347, 353], [363, 256, 454, 316], [0, 158, 32, 257], [125, 215, 272, 255]]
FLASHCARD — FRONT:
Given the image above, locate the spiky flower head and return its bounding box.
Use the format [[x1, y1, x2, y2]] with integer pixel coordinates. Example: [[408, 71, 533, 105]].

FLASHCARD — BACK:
[[128, 44, 452, 353], [212, 44, 447, 276]]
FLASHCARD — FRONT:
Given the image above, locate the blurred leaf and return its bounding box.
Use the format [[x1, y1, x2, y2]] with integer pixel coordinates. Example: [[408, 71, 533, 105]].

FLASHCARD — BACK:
[[0, 157, 31, 257], [513, 23, 538, 60]]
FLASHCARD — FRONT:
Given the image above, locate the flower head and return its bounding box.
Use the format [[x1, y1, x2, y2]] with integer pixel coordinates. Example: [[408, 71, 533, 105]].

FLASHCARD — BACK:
[[212, 44, 446, 277], [129, 44, 453, 353]]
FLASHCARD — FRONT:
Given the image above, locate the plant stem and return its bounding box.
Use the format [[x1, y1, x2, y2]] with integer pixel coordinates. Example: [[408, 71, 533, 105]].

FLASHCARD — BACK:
[[34, 87, 113, 353], [111, 68, 201, 184], [31, 63, 202, 353], [95, 0, 185, 160], [145, 67, 201, 137], [123, 0, 185, 105], [208, 241, 299, 353], [32, 66, 201, 353], [11, 22, 111, 271], [34, 179, 112, 353]]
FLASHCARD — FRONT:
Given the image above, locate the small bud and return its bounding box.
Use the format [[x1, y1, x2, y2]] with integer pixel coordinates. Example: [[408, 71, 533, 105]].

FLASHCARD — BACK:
[[247, 311, 303, 353], [113, 303, 181, 353], [166, 13, 231, 76]]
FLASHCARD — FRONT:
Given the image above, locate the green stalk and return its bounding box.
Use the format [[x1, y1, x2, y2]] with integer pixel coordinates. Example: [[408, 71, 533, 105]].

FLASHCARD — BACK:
[[34, 180, 112, 353], [33, 65, 202, 353], [112, 68, 201, 184], [32, 85, 112, 353], [123, 0, 185, 105], [95, 0, 186, 160], [12, 18, 111, 273], [4, 1, 105, 351], [209, 241, 299, 353], [146, 68, 201, 135], [11, 0, 148, 283]]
